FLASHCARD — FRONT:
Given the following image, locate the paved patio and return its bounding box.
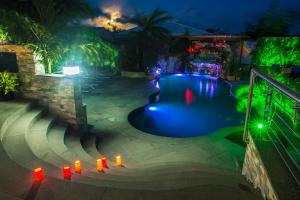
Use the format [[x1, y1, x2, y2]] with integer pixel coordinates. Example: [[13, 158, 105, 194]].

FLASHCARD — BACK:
[[0, 77, 263, 200]]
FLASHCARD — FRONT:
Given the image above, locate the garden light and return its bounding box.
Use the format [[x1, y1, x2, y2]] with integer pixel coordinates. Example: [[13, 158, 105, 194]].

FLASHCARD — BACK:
[[63, 166, 71, 180], [258, 123, 263, 129], [148, 106, 158, 111], [115, 155, 122, 166], [63, 66, 80, 75], [34, 167, 44, 182], [97, 159, 103, 172], [74, 160, 81, 174]]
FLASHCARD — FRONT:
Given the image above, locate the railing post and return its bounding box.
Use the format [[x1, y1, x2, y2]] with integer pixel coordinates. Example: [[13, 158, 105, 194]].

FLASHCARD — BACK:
[[263, 83, 274, 123], [243, 70, 256, 142]]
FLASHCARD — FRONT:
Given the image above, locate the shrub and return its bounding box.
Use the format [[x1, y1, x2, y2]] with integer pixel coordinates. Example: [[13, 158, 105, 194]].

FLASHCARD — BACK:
[[0, 71, 18, 96], [0, 25, 10, 42]]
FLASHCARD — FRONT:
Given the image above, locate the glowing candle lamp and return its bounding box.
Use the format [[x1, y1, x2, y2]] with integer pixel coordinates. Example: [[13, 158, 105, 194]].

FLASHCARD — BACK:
[[101, 157, 107, 168], [63, 166, 71, 180], [74, 160, 81, 174], [97, 159, 103, 172], [115, 155, 122, 166], [34, 167, 44, 181]]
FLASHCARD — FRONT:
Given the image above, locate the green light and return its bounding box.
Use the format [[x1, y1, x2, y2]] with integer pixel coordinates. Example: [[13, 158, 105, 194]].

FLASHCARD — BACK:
[[258, 123, 263, 129]]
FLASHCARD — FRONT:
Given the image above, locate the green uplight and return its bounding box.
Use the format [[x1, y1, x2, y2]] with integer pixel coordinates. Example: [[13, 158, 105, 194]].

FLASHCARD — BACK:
[[258, 123, 263, 129]]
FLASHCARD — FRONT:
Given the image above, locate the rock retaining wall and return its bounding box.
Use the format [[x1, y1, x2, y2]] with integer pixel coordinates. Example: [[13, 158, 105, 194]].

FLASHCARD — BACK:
[[242, 133, 278, 200], [0, 44, 87, 129]]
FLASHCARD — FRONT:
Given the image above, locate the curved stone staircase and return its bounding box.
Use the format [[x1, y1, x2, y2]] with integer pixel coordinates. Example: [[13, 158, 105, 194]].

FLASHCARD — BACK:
[[0, 101, 263, 200]]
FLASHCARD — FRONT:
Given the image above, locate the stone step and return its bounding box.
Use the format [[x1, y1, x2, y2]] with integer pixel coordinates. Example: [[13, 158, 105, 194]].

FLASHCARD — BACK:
[[0, 106, 255, 191], [0, 101, 33, 141], [64, 130, 95, 165], [78, 132, 249, 182], [26, 115, 70, 169], [47, 124, 250, 188], [81, 133, 101, 158], [1, 108, 64, 178], [0, 102, 262, 199]]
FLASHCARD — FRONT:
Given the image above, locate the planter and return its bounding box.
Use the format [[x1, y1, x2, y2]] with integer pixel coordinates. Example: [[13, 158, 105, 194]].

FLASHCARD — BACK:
[[121, 71, 146, 78]]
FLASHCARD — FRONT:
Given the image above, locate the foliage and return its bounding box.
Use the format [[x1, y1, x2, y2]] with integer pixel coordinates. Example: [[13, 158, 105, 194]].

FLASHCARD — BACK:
[[60, 28, 119, 71], [0, 71, 18, 96], [0, 9, 51, 44], [0, 0, 92, 31], [245, 1, 295, 37], [0, 25, 11, 42], [236, 37, 300, 116], [235, 69, 293, 113], [122, 8, 172, 71], [0, 5, 118, 74], [253, 37, 300, 68]]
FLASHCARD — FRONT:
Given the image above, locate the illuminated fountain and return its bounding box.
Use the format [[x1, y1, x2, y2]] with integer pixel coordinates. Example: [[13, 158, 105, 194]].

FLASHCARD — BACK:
[[190, 62, 222, 77]]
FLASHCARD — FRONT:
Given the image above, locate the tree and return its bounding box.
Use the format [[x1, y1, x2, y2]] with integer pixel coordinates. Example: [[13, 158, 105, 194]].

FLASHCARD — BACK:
[[128, 8, 172, 71], [0, 0, 92, 31], [0, 4, 118, 74], [245, 0, 293, 37]]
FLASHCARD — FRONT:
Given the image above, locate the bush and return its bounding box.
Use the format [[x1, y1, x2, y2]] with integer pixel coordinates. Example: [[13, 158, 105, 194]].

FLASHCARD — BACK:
[[0, 25, 10, 42], [0, 71, 18, 97]]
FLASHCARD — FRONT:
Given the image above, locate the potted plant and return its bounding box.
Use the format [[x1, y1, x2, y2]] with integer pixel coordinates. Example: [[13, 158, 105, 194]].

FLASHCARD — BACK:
[[0, 71, 19, 100]]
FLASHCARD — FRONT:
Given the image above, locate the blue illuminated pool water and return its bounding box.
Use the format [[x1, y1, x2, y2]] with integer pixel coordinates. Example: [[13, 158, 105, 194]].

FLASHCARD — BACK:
[[128, 74, 244, 137]]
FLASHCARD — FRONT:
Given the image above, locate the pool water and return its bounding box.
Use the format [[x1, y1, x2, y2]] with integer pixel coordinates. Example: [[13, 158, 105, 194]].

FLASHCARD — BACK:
[[128, 74, 244, 137]]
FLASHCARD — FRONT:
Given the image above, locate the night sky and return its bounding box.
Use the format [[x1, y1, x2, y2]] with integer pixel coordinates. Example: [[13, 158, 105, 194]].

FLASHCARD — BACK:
[[85, 0, 300, 34]]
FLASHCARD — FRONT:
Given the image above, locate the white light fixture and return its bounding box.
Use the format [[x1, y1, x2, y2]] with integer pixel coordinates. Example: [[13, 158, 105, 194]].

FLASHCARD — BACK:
[[63, 66, 80, 75]]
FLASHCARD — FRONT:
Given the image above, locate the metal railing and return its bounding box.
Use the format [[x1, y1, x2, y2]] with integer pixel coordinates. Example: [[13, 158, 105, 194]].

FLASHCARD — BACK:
[[243, 68, 300, 185]]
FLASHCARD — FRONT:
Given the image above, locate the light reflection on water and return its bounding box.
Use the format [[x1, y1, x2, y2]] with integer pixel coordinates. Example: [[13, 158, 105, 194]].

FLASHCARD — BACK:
[[129, 74, 243, 137]]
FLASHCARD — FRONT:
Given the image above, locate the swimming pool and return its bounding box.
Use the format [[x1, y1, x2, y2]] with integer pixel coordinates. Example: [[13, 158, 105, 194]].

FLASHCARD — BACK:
[[128, 74, 244, 137]]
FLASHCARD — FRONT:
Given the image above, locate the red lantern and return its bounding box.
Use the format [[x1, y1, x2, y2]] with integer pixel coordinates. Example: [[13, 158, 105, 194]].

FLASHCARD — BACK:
[[34, 167, 44, 182], [63, 166, 71, 180], [102, 157, 108, 168]]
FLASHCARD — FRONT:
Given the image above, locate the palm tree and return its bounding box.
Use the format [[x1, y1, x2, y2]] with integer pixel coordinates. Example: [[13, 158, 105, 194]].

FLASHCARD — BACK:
[[129, 8, 172, 71]]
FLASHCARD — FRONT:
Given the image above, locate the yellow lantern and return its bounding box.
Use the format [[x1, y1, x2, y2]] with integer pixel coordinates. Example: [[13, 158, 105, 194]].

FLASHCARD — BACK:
[[115, 155, 122, 166]]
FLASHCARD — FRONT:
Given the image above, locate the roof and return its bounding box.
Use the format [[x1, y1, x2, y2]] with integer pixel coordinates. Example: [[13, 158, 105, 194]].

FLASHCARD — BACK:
[[116, 21, 209, 38]]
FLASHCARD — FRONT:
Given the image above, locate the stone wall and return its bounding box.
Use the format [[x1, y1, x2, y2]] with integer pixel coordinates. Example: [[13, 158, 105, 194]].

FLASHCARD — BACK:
[[0, 44, 87, 129], [242, 133, 278, 200]]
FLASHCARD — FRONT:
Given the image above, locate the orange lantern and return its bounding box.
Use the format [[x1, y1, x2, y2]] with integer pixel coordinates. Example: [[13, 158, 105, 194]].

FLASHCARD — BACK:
[[74, 160, 81, 174], [97, 159, 103, 172]]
